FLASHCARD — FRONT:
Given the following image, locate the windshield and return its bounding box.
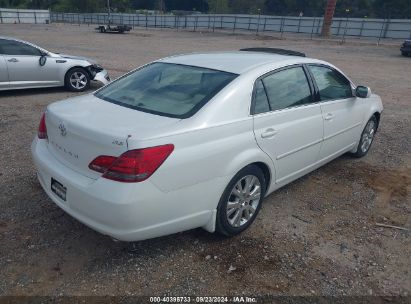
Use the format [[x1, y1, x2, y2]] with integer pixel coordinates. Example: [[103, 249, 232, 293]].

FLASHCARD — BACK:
[[95, 62, 238, 118]]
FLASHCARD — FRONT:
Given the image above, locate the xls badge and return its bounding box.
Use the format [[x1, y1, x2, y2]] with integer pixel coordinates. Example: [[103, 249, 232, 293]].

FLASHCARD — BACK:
[[58, 122, 67, 137]]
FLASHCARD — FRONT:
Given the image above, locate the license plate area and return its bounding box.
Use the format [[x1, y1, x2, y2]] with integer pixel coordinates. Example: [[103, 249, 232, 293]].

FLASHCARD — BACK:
[[51, 178, 67, 201]]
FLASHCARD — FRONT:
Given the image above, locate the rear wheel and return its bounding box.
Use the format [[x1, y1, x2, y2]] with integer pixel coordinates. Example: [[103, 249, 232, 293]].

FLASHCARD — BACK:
[[215, 165, 266, 236], [401, 51, 408, 56], [351, 116, 377, 158], [65, 68, 90, 92], [100, 26, 106, 33]]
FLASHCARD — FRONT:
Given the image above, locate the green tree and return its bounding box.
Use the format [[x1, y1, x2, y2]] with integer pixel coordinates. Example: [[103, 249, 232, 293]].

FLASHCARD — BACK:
[[207, 0, 229, 13], [1, 0, 410, 19], [373, 0, 411, 18], [265, 0, 287, 15], [132, 0, 156, 10], [228, 0, 265, 14], [164, 0, 208, 12]]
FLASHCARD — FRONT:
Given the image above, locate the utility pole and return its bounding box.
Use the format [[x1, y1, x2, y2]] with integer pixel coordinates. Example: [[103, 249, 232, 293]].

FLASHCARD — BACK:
[[321, 0, 337, 37], [158, 0, 165, 13], [107, 0, 111, 25]]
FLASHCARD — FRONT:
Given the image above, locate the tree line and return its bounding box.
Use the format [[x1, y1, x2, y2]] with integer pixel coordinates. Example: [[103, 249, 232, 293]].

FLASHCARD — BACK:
[[0, 0, 410, 18]]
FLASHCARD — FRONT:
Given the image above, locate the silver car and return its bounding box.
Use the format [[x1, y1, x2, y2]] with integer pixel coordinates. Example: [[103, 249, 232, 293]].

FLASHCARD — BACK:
[[0, 36, 110, 92]]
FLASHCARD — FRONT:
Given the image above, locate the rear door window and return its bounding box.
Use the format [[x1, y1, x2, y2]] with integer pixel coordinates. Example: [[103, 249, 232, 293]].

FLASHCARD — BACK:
[[260, 66, 313, 112]]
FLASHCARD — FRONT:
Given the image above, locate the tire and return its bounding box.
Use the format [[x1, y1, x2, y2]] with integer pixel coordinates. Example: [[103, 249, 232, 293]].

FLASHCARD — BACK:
[[64, 67, 90, 92], [215, 165, 267, 237], [351, 115, 378, 158], [401, 51, 408, 57], [100, 27, 106, 33]]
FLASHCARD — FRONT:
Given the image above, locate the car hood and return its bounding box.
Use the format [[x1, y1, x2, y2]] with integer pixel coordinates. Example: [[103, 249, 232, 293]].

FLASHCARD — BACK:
[[51, 52, 96, 63]]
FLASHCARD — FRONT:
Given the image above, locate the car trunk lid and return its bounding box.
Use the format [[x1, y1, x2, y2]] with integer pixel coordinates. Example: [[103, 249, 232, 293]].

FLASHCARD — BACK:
[[45, 94, 179, 179]]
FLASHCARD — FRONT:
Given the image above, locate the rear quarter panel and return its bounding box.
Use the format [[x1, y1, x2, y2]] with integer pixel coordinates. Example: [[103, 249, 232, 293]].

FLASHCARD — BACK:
[[135, 118, 275, 210]]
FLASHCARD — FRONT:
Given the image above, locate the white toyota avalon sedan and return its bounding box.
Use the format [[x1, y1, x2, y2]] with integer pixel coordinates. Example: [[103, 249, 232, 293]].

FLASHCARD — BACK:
[[31, 48, 383, 241]]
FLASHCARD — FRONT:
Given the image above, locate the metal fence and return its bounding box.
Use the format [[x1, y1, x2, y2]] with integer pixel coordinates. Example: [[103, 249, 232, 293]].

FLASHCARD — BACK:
[[7, 11, 409, 40], [0, 8, 50, 24]]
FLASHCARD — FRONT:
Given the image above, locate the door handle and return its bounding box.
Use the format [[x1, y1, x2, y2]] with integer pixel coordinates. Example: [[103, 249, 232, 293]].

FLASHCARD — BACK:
[[7, 58, 18, 63], [261, 128, 278, 139], [324, 113, 335, 121]]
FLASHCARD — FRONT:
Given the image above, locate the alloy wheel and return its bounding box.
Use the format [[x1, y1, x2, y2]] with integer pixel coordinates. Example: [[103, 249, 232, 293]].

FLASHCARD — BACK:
[[361, 120, 376, 153], [69, 71, 88, 90], [226, 175, 261, 228]]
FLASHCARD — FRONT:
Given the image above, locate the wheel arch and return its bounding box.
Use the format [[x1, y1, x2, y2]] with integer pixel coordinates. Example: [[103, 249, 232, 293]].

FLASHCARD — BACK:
[[220, 147, 276, 196], [212, 160, 272, 236], [373, 111, 381, 130], [360, 94, 383, 134], [249, 161, 271, 195]]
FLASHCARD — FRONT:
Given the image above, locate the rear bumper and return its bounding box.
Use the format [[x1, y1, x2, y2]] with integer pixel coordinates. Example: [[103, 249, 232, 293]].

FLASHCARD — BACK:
[[31, 138, 216, 241]]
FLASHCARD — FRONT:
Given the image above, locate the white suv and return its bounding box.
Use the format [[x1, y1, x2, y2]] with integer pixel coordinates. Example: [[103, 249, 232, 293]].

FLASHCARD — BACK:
[[31, 49, 383, 241]]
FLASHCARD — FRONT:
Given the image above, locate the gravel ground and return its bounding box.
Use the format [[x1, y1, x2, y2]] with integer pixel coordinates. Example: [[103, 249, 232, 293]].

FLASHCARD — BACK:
[[0, 24, 410, 297]]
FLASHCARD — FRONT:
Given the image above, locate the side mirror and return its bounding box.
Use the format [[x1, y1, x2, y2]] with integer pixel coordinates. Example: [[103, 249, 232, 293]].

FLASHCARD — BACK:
[[39, 55, 47, 66], [356, 86, 371, 98]]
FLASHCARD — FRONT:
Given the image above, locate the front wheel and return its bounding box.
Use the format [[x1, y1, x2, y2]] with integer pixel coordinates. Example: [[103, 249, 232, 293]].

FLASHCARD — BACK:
[[351, 116, 378, 158], [65, 68, 90, 92], [215, 165, 266, 237]]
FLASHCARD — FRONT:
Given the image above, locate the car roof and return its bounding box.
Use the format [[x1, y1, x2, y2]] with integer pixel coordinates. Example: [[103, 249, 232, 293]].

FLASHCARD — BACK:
[[0, 36, 28, 43], [160, 51, 320, 74], [0, 36, 47, 51]]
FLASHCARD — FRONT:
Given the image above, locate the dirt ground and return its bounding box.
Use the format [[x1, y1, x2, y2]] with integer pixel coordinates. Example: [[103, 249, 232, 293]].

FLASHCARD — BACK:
[[0, 24, 410, 298]]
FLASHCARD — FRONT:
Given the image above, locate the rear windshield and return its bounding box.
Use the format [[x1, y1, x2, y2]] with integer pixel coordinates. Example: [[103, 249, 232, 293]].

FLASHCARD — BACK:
[[95, 62, 238, 119]]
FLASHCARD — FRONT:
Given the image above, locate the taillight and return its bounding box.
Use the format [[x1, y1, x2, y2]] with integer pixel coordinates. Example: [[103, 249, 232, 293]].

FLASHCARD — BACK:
[[88, 144, 174, 183], [38, 112, 47, 139], [88, 155, 117, 173]]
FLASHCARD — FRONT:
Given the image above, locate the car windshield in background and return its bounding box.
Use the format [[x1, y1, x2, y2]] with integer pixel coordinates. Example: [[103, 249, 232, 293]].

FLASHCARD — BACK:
[[95, 62, 238, 118]]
